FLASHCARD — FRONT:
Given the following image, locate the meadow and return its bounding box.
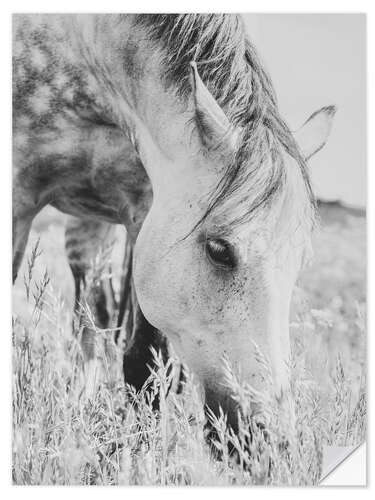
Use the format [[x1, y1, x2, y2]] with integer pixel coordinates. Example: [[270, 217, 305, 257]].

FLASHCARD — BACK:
[[12, 202, 366, 486]]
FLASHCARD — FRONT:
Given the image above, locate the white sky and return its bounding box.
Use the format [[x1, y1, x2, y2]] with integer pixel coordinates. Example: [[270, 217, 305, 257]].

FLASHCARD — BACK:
[[244, 14, 366, 207]]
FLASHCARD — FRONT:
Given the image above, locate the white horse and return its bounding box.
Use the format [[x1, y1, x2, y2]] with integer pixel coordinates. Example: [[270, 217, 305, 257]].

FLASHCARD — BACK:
[[13, 14, 335, 431]]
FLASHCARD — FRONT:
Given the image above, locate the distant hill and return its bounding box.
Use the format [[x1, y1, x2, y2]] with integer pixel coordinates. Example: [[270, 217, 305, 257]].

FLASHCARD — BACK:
[[317, 199, 365, 226]]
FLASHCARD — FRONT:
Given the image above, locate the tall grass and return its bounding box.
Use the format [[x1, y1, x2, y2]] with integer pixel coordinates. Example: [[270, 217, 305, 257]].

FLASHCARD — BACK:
[[12, 234, 366, 486]]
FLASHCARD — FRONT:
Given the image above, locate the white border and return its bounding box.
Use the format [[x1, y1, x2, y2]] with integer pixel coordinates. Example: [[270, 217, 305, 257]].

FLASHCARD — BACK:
[[1, 1, 372, 497]]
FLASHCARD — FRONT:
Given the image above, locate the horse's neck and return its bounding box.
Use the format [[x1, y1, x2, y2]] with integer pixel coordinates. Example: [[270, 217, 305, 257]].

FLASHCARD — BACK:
[[65, 16, 200, 228], [88, 16, 195, 193]]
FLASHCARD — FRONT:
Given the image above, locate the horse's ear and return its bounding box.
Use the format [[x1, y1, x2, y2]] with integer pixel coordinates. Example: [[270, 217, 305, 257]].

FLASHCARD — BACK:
[[190, 62, 239, 153], [294, 106, 337, 160]]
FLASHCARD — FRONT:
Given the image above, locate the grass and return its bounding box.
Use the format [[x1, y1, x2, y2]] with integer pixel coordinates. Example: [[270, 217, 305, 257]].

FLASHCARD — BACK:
[[12, 205, 366, 485]]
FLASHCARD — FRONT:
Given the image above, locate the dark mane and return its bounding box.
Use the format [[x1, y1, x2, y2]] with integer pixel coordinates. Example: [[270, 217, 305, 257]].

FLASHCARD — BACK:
[[135, 14, 316, 233]]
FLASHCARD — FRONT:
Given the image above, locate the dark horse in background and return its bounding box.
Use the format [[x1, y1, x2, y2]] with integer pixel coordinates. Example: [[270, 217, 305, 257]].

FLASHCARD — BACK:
[[13, 14, 335, 433]]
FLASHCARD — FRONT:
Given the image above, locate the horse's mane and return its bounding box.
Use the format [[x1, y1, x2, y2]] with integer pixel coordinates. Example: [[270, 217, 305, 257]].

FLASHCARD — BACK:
[[135, 14, 316, 234]]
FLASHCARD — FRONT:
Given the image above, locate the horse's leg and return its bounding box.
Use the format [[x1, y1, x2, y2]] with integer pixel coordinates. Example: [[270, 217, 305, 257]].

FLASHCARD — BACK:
[[12, 215, 33, 283], [65, 217, 118, 396]]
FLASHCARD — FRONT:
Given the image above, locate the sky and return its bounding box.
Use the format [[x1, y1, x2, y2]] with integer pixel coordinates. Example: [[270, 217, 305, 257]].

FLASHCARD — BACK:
[[243, 14, 366, 208]]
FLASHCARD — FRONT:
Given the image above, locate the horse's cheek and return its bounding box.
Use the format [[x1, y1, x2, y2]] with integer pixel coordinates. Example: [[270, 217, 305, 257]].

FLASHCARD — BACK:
[[133, 220, 176, 328]]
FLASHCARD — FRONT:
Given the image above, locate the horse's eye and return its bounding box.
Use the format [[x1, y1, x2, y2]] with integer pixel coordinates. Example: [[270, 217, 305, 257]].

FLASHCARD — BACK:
[[205, 238, 236, 269]]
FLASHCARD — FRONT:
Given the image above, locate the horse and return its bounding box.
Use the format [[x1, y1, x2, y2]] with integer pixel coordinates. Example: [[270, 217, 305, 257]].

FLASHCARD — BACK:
[[13, 14, 335, 433]]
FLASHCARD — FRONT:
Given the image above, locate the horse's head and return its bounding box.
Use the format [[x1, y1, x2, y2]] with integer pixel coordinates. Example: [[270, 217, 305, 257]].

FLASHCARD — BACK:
[[129, 49, 335, 430]]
